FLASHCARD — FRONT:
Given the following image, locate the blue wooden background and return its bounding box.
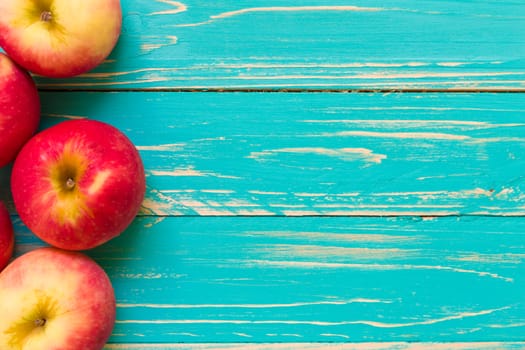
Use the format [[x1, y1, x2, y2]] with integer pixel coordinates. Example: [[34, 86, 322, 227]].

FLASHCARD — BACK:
[[2, 0, 525, 348]]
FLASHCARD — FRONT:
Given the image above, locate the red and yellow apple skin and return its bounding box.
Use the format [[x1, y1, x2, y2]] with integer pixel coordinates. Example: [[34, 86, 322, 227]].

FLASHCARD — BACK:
[[0, 0, 122, 78], [0, 53, 41, 168], [11, 119, 145, 251], [0, 247, 116, 349], [0, 202, 14, 271]]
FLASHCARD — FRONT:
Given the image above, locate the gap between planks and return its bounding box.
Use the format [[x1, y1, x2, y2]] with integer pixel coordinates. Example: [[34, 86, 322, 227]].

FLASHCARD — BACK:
[[103, 342, 525, 349], [135, 214, 525, 218], [37, 88, 525, 93]]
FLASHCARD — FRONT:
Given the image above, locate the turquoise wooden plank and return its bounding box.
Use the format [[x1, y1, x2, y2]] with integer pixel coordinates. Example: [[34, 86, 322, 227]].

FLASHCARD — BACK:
[[103, 343, 525, 350], [31, 0, 525, 90], [12, 216, 525, 343], [3, 91, 524, 216]]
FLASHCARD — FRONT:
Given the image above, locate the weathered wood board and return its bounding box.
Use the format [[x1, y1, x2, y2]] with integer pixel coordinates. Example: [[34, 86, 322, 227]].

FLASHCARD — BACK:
[[35, 0, 525, 90], [32, 91, 525, 217], [13, 216, 525, 343]]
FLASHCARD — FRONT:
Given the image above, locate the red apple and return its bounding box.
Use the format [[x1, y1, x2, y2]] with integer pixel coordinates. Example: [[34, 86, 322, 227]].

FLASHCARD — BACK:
[[0, 0, 122, 78], [0, 247, 115, 349], [0, 201, 14, 271], [0, 53, 40, 168], [11, 119, 145, 250]]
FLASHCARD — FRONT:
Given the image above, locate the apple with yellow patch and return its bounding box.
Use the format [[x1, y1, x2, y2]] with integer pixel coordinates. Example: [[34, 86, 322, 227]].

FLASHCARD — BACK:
[[0, 0, 122, 78], [0, 247, 115, 349], [11, 119, 145, 250], [0, 201, 14, 271], [0, 53, 40, 168]]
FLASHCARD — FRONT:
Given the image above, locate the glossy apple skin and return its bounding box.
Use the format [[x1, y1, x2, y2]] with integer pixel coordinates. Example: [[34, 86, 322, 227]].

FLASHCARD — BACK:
[[0, 202, 14, 271], [0, 247, 115, 349], [0, 0, 122, 78], [12, 119, 145, 250], [0, 53, 41, 167]]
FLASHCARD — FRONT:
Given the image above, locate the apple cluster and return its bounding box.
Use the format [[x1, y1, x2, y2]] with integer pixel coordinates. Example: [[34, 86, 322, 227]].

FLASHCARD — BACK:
[[0, 1, 146, 349]]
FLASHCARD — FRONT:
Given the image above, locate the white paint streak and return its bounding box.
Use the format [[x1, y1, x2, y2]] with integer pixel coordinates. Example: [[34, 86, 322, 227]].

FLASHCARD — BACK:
[[160, 189, 196, 193], [323, 131, 470, 140], [150, 168, 241, 179], [293, 192, 328, 197], [177, 6, 382, 27], [248, 147, 386, 164], [336, 192, 361, 197], [118, 298, 391, 309], [151, 0, 187, 15], [495, 187, 514, 198], [269, 204, 307, 208], [438, 62, 467, 67], [261, 244, 417, 260], [79, 67, 170, 79], [321, 333, 350, 339], [151, 169, 205, 177], [244, 231, 419, 243], [141, 36, 179, 53], [489, 322, 525, 328], [223, 200, 260, 208], [449, 188, 494, 198], [189, 72, 521, 81], [178, 199, 235, 216], [208, 62, 429, 69], [200, 189, 235, 194], [140, 196, 184, 216], [233, 332, 252, 338], [236, 209, 275, 215], [470, 136, 525, 143], [117, 306, 510, 327], [448, 253, 525, 264], [417, 173, 481, 181], [304, 119, 525, 127], [136, 143, 185, 152], [249, 190, 287, 195], [362, 307, 512, 328], [143, 217, 166, 228], [166, 332, 200, 337], [372, 188, 493, 199], [243, 260, 513, 282], [282, 334, 303, 338]]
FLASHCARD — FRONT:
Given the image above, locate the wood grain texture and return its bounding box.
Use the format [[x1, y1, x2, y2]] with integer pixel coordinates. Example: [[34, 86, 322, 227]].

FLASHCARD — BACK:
[[3, 91, 523, 216], [33, 0, 525, 90], [12, 216, 525, 343]]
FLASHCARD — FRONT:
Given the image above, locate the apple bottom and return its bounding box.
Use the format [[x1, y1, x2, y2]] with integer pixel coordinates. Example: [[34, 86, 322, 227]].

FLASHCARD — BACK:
[[0, 247, 115, 350], [0, 201, 14, 271], [0, 53, 40, 167]]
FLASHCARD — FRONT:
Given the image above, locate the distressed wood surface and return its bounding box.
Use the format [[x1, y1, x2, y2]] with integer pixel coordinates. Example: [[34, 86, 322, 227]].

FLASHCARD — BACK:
[[2, 0, 525, 348], [5, 92, 521, 216], [34, 0, 525, 90], [13, 217, 525, 343]]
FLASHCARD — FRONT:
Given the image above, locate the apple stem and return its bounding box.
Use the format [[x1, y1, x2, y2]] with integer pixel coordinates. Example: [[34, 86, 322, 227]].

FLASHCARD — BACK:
[[34, 318, 46, 327], [66, 178, 76, 190], [40, 11, 53, 22]]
